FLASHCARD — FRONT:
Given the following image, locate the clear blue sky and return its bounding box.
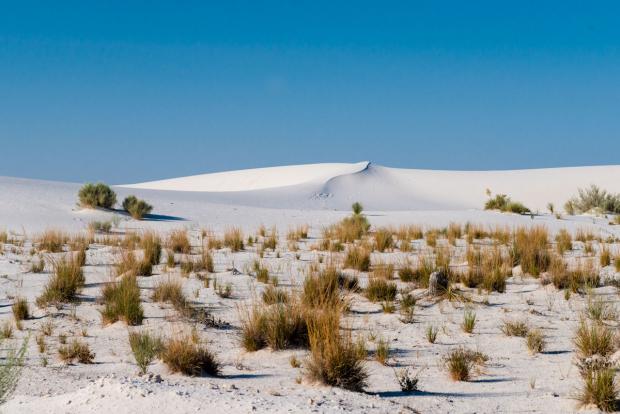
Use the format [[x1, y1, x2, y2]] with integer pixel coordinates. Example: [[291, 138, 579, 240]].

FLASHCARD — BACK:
[[1, 1, 619, 183]]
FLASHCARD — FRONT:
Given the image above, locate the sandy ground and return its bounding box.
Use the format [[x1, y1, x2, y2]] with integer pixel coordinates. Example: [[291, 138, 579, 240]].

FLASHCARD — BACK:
[[1, 166, 620, 413]]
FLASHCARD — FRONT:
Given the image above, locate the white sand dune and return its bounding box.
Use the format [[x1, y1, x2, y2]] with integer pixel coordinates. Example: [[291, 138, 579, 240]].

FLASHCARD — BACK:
[[122, 162, 620, 212]]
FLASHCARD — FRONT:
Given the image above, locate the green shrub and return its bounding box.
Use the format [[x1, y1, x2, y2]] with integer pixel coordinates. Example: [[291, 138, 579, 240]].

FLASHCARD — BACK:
[[101, 275, 144, 326], [78, 183, 117, 209], [484, 193, 530, 214], [122, 196, 153, 220], [128, 331, 163, 375]]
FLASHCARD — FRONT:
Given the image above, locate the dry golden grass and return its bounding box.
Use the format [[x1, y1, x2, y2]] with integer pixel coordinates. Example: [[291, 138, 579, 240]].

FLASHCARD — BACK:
[[116, 250, 152, 277], [36, 229, 68, 253], [344, 246, 371, 271], [223, 227, 244, 251], [140, 231, 162, 266], [168, 229, 191, 254], [36, 255, 85, 307], [306, 308, 367, 391], [287, 225, 309, 241], [152, 278, 187, 312], [373, 228, 393, 252], [512, 226, 550, 276], [12, 297, 29, 321], [59, 339, 95, 364], [161, 336, 219, 376], [555, 229, 572, 255]]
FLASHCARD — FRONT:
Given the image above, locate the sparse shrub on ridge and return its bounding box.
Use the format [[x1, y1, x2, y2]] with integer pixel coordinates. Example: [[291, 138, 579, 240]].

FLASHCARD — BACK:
[[122, 195, 153, 220], [484, 193, 530, 214], [566, 184, 620, 215], [78, 183, 117, 209]]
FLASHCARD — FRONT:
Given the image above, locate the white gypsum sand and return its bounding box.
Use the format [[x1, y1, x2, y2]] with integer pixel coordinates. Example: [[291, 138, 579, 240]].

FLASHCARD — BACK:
[[0, 162, 619, 414]]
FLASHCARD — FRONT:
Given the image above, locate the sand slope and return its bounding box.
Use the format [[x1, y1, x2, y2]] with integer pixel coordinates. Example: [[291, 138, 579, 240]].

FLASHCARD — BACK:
[[122, 162, 620, 211]]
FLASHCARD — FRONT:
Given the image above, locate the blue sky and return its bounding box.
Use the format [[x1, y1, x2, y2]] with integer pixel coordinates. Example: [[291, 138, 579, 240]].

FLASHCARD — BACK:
[[1, 1, 619, 183]]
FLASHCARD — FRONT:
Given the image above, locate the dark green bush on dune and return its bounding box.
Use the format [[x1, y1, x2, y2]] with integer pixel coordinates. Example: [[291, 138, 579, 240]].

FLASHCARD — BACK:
[[78, 183, 117, 209], [122, 195, 153, 220]]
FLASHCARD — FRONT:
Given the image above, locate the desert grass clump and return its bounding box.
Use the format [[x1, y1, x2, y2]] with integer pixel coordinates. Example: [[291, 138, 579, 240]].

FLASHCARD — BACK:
[[586, 296, 617, 322], [566, 184, 620, 215], [344, 246, 370, 271], [306, 308, 368, 391], [395, 367, 420, 392], [141, 231, 162, 266], [287, 225, 308, 241], [443, 348, 488, 381], [365, 277, 397, 302], [161, 336, 219, 377], [512, 226, 550, 276], [216, 283, 233, 298], [484, 193, 531, 214], [398, 265, 416, 282], [152, 278, 187, 311], [78, 182, 117, 209], [30, 257, 45, 273], [577, 364, 618, 412], [371, 263, 394, 280], [128, 331, 163, 375], [116, 250, 152, 277], [12, 298, 29, 321], [101, 275, 144, 326], [600, 246, 612, 267], [58, 339, 95, 364], [122, 195, 153, 219], [168, 229, 191, 254], [615, 255, 620, 272], [0, 335, 28, 403], [36, 229, 68, 253], [223, 227, 244, 251], [462, 309, 476, 333], [373, 228, 393, 252], [88, 220, 112, 234], [36, 255, 85, 307], [302, 268, 343, 309], [239, 301, 309, 351], [526, 329, 546, 354], [262, 285, 289, 305], [574, 319, 614, 359], [375, 338, 390, 365], [426, 325, 438, 343], [501, 319, 529, 337], [253, 260, 270, 283], [325, 211, 370, 243], [555, 229, 573, 255]]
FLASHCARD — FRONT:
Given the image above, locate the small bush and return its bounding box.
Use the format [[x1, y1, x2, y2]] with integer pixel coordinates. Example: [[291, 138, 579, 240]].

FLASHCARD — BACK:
[[375, 338, 389, 365], [36, 255, 85, 306], [306, 309, 368, 391], [262, 285, 289, 305], [12, 298, 29, 321], [566, 184, 620, 215], [141, 232, 162, 265], [462, 309, 476, 333], [373, 228, 393, 252], [365, 278, 397, 302], [168, 230, 191, 254], [152, 278, 187, 312], [36, 229, 68, 253], [443, 347, 487, 381], [574, 319, 614, 359], [122, 195, 153, 219], [426, 325, 438, 343], [223, 227, 244, 251], [58, 339, 95, 364], [128, 331, 163, 375], [526, 329, 545, 354], [101, 275, 144, 326], [116, 251, 152, 277], [239, 302, 309, 351], [161, 337, 219, 376], [555, 229, 572, 255], [484, 194, 530, 214], [78, 183, 117, 209], [344, 246, 370, 271], [501, 319, 529, 337], [395, 367, 419, 392], [577, 366, 618, 412]]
